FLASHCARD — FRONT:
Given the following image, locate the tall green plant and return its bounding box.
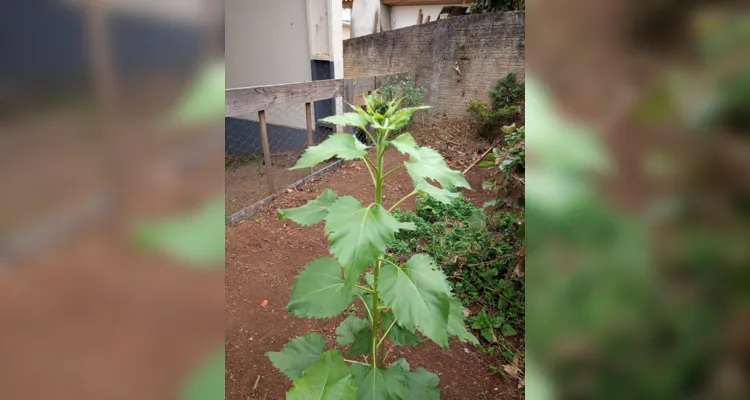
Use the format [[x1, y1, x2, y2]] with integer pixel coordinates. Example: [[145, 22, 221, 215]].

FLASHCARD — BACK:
[[266, 95, 478, 399]]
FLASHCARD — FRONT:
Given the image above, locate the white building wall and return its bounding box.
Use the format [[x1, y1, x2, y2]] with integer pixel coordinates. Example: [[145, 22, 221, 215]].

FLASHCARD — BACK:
[[225, 0, 311, 128], [390, 4, 465, 30]]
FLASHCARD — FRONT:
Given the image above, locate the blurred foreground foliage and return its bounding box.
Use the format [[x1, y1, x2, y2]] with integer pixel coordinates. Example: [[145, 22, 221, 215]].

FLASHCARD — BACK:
[[526, 10, 750, 398], [134, 60, 225, 400]]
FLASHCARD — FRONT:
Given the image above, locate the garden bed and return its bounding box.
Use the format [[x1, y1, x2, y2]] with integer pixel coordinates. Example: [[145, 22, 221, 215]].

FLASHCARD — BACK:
[[225, 126, 524, 399]]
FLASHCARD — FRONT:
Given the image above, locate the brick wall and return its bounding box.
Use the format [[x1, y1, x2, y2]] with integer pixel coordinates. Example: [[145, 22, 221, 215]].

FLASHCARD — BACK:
[[343, 11, 524, 118]]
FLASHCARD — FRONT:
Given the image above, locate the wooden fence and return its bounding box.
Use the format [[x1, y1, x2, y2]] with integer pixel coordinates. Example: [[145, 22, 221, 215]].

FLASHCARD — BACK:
[[225, 72, 411, 197]]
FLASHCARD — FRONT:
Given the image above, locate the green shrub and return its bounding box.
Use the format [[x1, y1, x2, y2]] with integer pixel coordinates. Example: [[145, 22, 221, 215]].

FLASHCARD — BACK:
[[391, 195, 525, 354], [490, 72, 524, 111], [467, 73, 524, 140], [467, 100, 521, 140]]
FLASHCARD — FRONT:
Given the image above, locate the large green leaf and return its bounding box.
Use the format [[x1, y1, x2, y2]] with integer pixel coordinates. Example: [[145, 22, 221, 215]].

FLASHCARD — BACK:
[[291, 134, 370, 170], [335, 316, 373, 357], [321, 112, 368, 130], [286, 258, 357, 318], [351, 363, 407, 400], [279, 189, 338, 226], [347, 326, 373, 357], [390, 359, 439, 400], [381, 312, 423, 346], [266, 333, 326, 379], [414, 179, 460, 205], [336, 316, 370, 346], [325, 197, 415, 283], [389, 133, 420, 157], [287, 351, 357, 400], [378, 254, 452, 347], [179, 346, 224, 400], [404, 147, 470, 190], [447, 299, 479, 346], [134, 196, 224, 268]]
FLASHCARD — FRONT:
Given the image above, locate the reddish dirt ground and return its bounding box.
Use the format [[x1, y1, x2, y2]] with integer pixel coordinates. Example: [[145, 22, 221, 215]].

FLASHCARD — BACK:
[[225, 142, 520, 399], [0, 131, 225, 399]]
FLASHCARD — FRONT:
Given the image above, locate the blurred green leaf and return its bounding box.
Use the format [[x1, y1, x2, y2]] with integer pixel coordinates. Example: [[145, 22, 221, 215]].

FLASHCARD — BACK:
[[180, 346, 224, 400], [168, 60, 225, 128], [134, 197, 225, 267]]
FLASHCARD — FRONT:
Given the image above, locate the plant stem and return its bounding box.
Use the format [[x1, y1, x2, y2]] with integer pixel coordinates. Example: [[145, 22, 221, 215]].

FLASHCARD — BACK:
[[370, 132, 389, 369], [363, 156, 377, 185], [377, 318, 397, 349], [371, 259, 381, 369], [379, 258, 400, 269], [382, 164, 404, 181], [374, 145, 384, 206], [359, 294, 373, 323], [344, 359, 370, 365], [388, 191, 418, 212], [355, 285, 374, 293]]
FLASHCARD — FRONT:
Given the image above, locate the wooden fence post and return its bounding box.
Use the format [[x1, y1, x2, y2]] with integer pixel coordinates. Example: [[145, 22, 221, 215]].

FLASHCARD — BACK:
[[305, 102, 314, 174], [416, 9, 423, 24], [305, 102, 314, 147], [343, 80, 355, 135], [258, 110, 275, 194]]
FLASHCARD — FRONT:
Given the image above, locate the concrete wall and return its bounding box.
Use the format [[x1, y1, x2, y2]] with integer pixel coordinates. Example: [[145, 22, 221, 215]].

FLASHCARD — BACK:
[[390, 4, 464, 30], [343, 11, 524, 118]]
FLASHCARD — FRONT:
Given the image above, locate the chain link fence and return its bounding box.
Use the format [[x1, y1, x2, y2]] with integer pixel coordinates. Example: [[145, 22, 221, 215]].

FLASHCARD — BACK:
[[225, 75, 402, 221]]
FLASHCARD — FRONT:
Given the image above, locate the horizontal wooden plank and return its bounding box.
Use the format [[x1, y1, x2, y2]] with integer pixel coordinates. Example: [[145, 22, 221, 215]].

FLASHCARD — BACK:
[[226, 79, 344, 117], [382, 0, 470, 6], [226, 72, 410, 117]]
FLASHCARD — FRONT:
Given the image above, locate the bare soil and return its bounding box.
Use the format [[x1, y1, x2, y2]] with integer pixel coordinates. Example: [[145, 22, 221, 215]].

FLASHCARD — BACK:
[[225, 134, 520, 399], [225, 152, 337, 215], [0, 125, 225, 399]]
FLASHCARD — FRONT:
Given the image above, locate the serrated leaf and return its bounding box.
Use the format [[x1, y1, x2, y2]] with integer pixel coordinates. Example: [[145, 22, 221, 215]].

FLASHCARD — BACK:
[[381, 312, 423, 346], [364, 272, 375, 287], [287, 351, 356, 400], [336, 316, 370, 346], [390, 359, 439, 400], [266, 333, 326, 379], [389, 133, 420, 157], [388, 106, 431, 131], [447, 299, 479, 346], [134, 196, 224, 268], [286, 258, 356, 318], [414, 179, 460, 205], [291, 134, 369, 170], [501, 324, 518, 337], [321, 113, 369, 130], [351, 363, 407, 400], [325, 197, 415, 283], [180, 346, 224, 400], [347, 326, 373, 357], [279, 189, 338, 226], [378, 254, 452, 347], [405, 147, 470, 190]]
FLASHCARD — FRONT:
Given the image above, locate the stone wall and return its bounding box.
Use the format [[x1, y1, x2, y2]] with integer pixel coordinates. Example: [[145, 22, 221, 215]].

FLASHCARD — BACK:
[[343, 11, 524, 118]]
